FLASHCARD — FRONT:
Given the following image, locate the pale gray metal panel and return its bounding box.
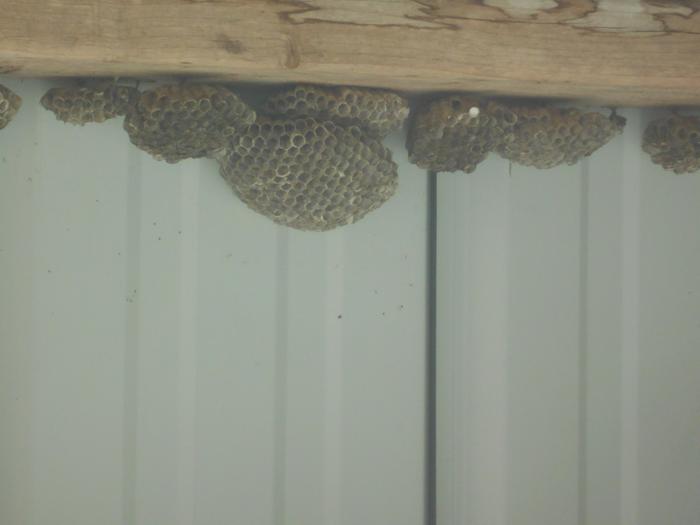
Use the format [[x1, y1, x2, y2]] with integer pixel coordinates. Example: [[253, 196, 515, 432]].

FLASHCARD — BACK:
[[634, 114, 700, 525], [437, 108, 700, 525], [0, 78, 427, 525]]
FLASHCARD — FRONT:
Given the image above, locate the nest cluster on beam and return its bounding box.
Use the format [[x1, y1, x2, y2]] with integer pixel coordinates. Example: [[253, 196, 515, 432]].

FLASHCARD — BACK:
[[0, 80, 697, 231]]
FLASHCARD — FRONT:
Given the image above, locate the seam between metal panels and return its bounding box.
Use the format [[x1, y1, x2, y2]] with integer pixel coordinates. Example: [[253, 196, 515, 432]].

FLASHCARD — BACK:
[[426, 171, 438, 525]]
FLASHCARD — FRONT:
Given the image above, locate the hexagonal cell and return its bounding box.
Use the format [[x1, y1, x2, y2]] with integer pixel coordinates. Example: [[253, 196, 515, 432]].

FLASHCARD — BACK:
[[123, 83, 256, 163], [407, 96, 517, 173], [263, 85, 410, 138], [643, 115, 700, 174], [41, 81, 139, 125], [220, 117, 398, 231]]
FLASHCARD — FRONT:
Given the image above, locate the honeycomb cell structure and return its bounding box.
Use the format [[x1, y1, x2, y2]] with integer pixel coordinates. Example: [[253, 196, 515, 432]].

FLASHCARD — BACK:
[[407, 96, 517, 173], [123, 84, 256, 163], [0, 84, 22, 130], [219, 117, 398, 231], [497, 106, 626, 169], [41, 82, 139, 125], [262, 85, 410, 138], [642, 115, 700, 174]]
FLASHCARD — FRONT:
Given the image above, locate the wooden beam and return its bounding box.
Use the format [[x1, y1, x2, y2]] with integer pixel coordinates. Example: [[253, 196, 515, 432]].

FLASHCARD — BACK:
[[1, 0, 700, 106]]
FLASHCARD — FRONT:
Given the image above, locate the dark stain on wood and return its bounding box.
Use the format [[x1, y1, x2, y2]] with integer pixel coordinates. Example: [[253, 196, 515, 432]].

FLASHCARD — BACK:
[[215, 34, 246, 54], [0, 64, 22, 74]]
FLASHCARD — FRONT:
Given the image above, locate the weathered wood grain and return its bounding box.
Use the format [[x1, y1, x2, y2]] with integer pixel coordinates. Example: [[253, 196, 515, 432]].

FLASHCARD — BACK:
[[1, 0, 700, 106]]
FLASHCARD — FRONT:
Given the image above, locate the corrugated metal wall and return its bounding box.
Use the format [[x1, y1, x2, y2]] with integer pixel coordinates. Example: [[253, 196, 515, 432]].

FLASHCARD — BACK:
[[2, 78, 700, 525], [437, 109, 700, 525], [0, 78, 428, 525]]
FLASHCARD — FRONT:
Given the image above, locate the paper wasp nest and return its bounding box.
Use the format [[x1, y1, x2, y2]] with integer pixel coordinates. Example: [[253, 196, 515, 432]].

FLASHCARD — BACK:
[[407, 96, 517, 173], [642, 115, 700, 174], [0, 84, 21, 130], [262, 85, 410, 138], [41, 83, 139, 125], [220, 117, 398, 231], [408, 96, 626, 172], [497, 106, 626, 169], [123, 84, 256, 163]]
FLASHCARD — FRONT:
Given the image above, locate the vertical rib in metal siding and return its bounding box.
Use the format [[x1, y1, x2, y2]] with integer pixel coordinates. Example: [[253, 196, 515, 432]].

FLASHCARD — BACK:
[[436, 155, 511, 525]]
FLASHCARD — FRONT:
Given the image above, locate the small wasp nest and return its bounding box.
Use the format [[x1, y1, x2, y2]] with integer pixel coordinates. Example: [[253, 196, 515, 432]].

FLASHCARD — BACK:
[[497, 106, 626, 169], [407, 96, 517, 173], [41, 82, 139, 125], [262, 85, 410, 138], [0, 84, 21, 130], [220, 117, 398, 231], [123, 84, 256, 163], [642, 115, 700, 174]]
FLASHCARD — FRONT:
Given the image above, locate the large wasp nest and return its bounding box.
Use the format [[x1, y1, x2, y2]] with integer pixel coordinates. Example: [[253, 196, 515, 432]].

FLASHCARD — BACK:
[[0, 84, 21, 130], [498, 106, 626, 169], [408, 96, 625, 172], [642, 115, 700, 174], [219, 117, 398, 231], [407, 96, 517, 173], [41, 82, 139, 125], [262, 85, 410, 138], [123, 84, 256, 163]]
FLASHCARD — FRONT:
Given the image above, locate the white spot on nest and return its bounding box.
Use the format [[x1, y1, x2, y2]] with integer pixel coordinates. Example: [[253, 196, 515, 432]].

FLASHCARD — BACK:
[[469, 106, 480, 118]]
